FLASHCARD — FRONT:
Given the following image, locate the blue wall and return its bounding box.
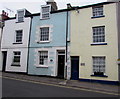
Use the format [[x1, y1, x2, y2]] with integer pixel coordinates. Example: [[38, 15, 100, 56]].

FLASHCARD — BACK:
[[28, 11, 70, 75], [30, 12, 69, 47]]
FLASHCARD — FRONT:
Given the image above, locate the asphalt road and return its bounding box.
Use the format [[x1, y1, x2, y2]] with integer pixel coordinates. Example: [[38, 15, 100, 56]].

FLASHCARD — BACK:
[[2, 77, 119, 98]]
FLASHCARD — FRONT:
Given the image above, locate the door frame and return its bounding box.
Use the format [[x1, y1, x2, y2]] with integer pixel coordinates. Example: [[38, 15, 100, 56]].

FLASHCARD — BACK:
[[57, 50, 65, 78]]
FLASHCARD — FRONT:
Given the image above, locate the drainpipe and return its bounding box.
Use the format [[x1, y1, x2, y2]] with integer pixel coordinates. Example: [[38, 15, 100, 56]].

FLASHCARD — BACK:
[[65, 9, 69, 80], [27, 16, 33, 74]]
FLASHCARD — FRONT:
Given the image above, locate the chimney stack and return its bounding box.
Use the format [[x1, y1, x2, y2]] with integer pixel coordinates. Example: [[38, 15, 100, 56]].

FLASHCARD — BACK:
[[1, 10, 9, 21], [46, 0, 58, 11]]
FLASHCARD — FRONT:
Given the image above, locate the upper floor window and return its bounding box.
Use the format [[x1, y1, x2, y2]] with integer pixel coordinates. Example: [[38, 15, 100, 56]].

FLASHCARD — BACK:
[[15, 30, 23, 43], [92, 6, 104, 17], [40, 27, 49, 42], [92, 56, 105, 76], [92, 26, 105, 43], [17, 10, 24, 22], [40, 5, 51, 19]]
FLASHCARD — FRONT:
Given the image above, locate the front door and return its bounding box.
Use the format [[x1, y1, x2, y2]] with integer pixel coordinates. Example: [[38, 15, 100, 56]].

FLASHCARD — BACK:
[[2, 51, 7, 72], [71, 56, 79, 80], [57, 55, 65, 79]]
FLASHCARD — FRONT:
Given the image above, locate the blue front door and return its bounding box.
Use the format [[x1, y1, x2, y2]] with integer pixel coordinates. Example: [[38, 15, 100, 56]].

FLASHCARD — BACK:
[[71, 56, 79, 80]]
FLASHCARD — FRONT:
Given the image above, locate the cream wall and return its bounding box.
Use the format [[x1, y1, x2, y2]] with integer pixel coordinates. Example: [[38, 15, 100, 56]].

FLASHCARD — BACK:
[[70, 3, 119, 81]]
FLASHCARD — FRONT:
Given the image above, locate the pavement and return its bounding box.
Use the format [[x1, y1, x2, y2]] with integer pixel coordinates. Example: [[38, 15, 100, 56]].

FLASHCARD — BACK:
[[1, 72, 120, 95]]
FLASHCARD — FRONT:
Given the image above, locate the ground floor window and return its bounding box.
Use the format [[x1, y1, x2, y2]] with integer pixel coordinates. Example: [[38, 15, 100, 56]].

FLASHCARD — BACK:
[[39, 51, 48, 66], [92, 56, 105, 75], [12, 51, 21, 66]]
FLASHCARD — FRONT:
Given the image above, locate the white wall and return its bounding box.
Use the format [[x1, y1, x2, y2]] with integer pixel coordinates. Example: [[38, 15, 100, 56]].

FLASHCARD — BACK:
[[3, 48, 28, 72], [1, 17, 31, 49], [1, 17, 31, 72], [0, 28, 2, 71]]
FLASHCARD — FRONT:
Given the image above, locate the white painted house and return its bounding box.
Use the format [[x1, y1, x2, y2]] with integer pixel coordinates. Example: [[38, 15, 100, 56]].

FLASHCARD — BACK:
[[1, 9, 31, 73], [0, 11, 9, 71]]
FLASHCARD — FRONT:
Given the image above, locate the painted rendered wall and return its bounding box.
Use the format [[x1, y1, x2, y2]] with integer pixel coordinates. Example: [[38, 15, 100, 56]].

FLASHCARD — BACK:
[[1, 17, 31, 72], [0, 52, 2, 71], [1, 17, 31, 49], [28, 47, 65, 76], [117, 2, 120, 59], [70, 3, 118, 81], [3, 48, 28, 72], [0, 28, 2, 71], [28, 11, 70, 77], [29, 12, 68, 48]]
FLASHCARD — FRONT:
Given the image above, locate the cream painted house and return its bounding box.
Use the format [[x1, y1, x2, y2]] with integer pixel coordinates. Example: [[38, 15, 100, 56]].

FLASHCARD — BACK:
[[70, 2, 120, 83]]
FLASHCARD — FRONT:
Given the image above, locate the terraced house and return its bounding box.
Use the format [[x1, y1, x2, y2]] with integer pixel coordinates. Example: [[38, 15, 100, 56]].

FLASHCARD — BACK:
[[70, 1, 120, 84], [1, 9, 32, 73], [28, 0, 71, 79], [0, 11, 9, 71], [1, 0, 120, 84]]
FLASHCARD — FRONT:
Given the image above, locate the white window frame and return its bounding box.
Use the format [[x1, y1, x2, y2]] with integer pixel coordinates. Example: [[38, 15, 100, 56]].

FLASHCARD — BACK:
[[40, 5, 51, 19], [92, 56, 106, 75], [15, 30, 23, 43], [92, 6, 104, 17], [12, 51, 21, 66], [92, 26, 105, 43], [16, 9, 25, 22], [38, 50, 49, 67], [39, 26, 50, 43]]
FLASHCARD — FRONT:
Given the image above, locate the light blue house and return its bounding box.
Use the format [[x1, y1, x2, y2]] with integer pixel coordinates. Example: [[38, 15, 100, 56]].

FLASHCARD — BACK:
[[28, 0, 71, 79]]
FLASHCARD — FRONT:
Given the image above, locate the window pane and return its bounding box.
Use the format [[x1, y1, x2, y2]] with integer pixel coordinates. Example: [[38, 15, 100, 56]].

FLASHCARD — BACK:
[[18, 11, 24, 22], [93, 57, 105, 75], [41, 6, 50, 19], [40, 27, 49, 41], [16, 30, 23, 43], [39, 51, 48, 65], [93, 26, 105, 43], [93, 6, 103, 17], [13, 51, 21, 65]]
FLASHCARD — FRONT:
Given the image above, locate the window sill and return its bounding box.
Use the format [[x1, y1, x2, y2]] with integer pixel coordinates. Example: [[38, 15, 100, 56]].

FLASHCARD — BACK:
[[36, 66, 48, 68], [91, 43, 107, 46], [13, 42, 23, 44], [91, 75, 108, 77], [37, 41, 50, 43], [16, 21, 24, 23], [40, 18, 50, 20], [11, 64, 21, 66], [91, 15, 105, 19]]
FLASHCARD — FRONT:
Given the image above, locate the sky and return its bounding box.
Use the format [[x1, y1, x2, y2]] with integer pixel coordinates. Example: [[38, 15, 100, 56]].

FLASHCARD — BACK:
[[0, 0, 107, 17]]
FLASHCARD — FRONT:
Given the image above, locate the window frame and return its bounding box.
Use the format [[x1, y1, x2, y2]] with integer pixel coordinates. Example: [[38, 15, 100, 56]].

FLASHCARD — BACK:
[[14, 30, 23, 44], [92, 26, 106, 44], [11, 51, 21, 66], [92, 6, 104, 18], [38, 51, 49, 67], [40, 5, 51, 20], [92, 56, 106, 76], [39, 27, 50, 43], [16, 9, 25, 23]]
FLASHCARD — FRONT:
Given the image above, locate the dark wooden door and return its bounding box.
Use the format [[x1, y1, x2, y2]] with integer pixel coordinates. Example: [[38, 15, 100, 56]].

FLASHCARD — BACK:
[[57, 55, 65, 78], [71, 56, 79, 80]]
